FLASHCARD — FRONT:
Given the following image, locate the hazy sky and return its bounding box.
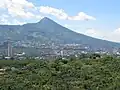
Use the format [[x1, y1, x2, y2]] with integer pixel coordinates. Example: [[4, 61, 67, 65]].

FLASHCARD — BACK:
[[0, 0, 120, 42]]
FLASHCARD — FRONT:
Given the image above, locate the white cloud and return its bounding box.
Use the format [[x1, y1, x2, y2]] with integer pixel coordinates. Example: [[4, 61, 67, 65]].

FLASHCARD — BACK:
[[0, 0, 6, 8], [40, 6, 96, 21], [64, 24, 120, 42], [85, 28, 120, 42], [113, 28, 120, 34], [0, 14, 26, 25], [85, 28, 102, 37], [12, 19, 26, 25], [0, 0, 44, 25], [64, 24, 81, 28], [2, 14, 9, 18], [0, 0, 96, 25], [0, 18, 9, 25], [11, 0, 34, 8], [106, 28, 120, 42], [0, 14, 10, 24], [68, 12, 96, 21], [0, 0, 34, 8], [40, 6, 68, 20], [0, 0, 42, 19], [6, 0, 35, 18]]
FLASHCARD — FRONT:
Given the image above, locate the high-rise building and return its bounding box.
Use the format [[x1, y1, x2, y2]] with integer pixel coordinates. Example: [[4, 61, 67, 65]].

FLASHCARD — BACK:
[[7, 39, 12, 57]]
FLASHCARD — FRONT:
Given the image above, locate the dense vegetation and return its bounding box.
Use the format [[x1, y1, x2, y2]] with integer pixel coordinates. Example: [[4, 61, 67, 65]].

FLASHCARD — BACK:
[[0, 56, 120, 90]]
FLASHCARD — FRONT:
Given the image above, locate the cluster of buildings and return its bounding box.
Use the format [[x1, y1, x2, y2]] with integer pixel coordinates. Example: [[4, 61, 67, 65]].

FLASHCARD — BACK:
[[0, 40, 120, 60]]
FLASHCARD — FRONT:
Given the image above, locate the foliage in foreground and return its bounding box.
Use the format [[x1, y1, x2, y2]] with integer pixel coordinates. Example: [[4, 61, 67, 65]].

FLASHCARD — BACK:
[[0, 56, 120, 90]]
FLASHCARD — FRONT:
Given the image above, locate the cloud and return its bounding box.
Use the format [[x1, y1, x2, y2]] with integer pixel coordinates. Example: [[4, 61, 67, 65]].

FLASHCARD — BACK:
[[40, 6, 68, 20], [106, 28, 120, 42], [0, 0, 34, 9], [0, 0, 96, 25], [0, 0, 43, 25], [12, 19, 26, 25], [65, 24, 120, 42], [64, 24, 81, 28], [0, 18, 9, 25], [0, 0, 42, 19], [0, 14, 26, 25], [40, 6, 96, 21], [85, 28, 120, 42], [68, 12, 96, 21], [0, 14, 10, 24], [6, 0, 35, 18], [85, 28, 102, 37], [0, 0, 34, 8]]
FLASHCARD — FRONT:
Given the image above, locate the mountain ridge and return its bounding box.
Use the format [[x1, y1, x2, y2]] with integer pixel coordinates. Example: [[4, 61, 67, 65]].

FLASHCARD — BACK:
[[38, 17, 120, 44], [0, 17, 119, 50]]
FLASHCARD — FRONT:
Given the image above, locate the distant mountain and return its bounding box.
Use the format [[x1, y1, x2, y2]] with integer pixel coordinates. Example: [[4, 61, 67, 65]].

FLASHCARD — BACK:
[[0, 17, 120, 50]]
